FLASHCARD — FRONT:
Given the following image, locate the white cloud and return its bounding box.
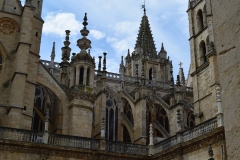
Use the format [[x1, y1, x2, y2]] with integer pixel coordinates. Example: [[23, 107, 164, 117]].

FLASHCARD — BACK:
[[90, 30, 105, 40], [114, 21, 139, 35], [43, 12, 81, 37]]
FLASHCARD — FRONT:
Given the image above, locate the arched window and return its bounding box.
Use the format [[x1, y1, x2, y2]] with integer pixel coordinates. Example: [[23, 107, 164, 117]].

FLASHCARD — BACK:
[[197, 9, 204, 32], [149, 67, 153, 80], [124, 102, 134, 126], [199, 41, 207, 65], [156, 106, 169, 133], [123, 125, 131, 143], [33, 84, 59, 133], [187, 111, 195, 128], [73, 67, 76, 85], [146, 105, 151, 144], [79, 67, 84, 84], [86, 67, 90, 86], [106, 91, 118, 141]]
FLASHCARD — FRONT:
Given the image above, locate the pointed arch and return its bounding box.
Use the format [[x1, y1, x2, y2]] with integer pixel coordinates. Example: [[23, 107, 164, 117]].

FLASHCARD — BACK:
[[156, 104, 169, 133], [197, 9, 204, 32], [186, 110, 195, 128], [123, 100, 134, 126], [105, 87, 121, 141], [32, 84, 62, 133], [199, 40, 207, 65]]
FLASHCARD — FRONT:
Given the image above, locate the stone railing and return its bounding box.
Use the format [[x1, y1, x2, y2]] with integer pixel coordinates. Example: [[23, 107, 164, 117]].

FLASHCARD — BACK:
[[152, 135, 178, 154], [48, 134, 99, 150], [152, 117, 218, 154], [0, 127, 43, 143], [106, 72, 121, 80], [106, 141, 148, 156], [182, 117, 218, 142], [40, 60, 60, 69], [0, 117, 219, 156]]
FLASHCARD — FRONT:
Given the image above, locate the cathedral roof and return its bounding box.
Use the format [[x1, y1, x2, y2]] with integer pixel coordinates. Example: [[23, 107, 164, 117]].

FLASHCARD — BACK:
[[135, 10, 157, 58]]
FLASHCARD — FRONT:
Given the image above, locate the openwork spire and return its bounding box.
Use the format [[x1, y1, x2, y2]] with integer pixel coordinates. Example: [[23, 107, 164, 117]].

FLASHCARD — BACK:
[[135, 11, 157, 58]]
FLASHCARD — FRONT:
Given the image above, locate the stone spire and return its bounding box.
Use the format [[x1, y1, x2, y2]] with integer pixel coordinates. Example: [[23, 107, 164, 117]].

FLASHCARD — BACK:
[[59, 30, 71, 86], [135, 9, 157, 58], [51, 42, 55, 63], [178, 62, 186, 87], [158, 43, 167, 59]]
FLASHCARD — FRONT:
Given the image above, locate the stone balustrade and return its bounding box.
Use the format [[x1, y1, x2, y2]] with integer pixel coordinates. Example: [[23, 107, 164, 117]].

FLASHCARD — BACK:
[[0, 117, 219, 156], [106, 141, 148, 155], [182, 117, 218, 142], [48, 134, 99, 150], [0, 127, 43, 143]]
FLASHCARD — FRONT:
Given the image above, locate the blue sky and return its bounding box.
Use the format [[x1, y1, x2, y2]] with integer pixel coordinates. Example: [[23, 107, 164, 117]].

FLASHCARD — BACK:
[[22, 0, 191, 79]]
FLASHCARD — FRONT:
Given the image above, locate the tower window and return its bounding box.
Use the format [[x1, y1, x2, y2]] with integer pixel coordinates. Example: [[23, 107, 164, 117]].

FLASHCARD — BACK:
[[199, 41, 207, 65], [197, 9, 204, 32], [35, 32, 38, 37], [79, 67, 84, 84], [149, 67, 152, 80]]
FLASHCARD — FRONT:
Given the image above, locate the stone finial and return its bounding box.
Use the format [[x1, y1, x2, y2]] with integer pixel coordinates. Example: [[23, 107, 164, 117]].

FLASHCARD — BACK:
[[208, 144, 214, 160], [98, 56, 102, 71], [64, 30, 71, 47], [216, 87, 222, 102], [149, 123, 153, 146], [121, 56, 124, 66], [103, 52, 107, 72]]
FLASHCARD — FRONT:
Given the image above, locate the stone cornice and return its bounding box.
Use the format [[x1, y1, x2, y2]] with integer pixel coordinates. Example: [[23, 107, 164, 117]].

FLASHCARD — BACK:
[[190, 61, 210, 76]]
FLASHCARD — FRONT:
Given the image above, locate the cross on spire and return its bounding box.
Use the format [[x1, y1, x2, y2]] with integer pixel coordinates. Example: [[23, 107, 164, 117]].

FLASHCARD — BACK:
[[179, 62, 183, 68]]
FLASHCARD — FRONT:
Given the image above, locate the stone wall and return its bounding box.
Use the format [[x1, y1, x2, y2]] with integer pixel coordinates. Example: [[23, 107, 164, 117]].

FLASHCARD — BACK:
[[211, 0, 240, 159]]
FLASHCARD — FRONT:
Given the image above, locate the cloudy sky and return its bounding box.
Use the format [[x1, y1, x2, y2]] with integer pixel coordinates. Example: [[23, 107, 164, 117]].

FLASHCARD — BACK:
[[22, 0, 191, 79]]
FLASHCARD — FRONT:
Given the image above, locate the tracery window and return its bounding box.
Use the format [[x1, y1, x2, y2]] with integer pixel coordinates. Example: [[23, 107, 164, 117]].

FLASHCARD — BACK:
[[124, 102, 134, 126], [156, 105, 169, 133], [33, 84, 57, 132], [187, 111, 195, 128], [105, 91, 118, 141]]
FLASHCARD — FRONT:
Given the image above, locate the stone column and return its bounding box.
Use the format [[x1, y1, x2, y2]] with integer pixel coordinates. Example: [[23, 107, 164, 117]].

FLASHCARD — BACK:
[[43, 107, 49, 144], [216, 87, 224, 127], [76, 66, 80, 85]]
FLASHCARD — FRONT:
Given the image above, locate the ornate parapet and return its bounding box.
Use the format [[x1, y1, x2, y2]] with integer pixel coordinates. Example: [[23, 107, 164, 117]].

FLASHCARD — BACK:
[[0, 117, 225, 159]]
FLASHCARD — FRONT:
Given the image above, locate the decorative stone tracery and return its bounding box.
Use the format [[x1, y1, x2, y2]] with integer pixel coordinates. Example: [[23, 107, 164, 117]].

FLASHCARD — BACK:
[[0, 17, 18, 35]]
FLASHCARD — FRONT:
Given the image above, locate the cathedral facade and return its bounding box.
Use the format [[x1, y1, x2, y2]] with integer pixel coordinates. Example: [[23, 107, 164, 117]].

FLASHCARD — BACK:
[[0, 0, 239, 159]]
